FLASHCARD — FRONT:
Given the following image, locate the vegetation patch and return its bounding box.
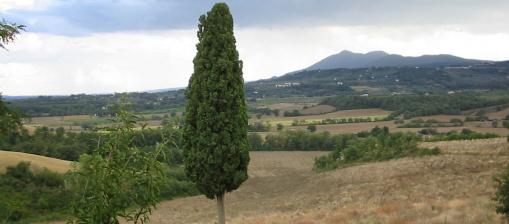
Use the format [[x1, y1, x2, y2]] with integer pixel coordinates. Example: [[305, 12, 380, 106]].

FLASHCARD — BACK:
[[313, 127, 440, 171], [397, 118, 463, 128], [422, 128, 500, 142], [321, 92, 509, 119]]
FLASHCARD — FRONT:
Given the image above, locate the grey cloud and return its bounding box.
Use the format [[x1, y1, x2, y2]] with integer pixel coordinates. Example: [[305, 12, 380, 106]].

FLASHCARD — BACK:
[[1, 0, 508, 36]]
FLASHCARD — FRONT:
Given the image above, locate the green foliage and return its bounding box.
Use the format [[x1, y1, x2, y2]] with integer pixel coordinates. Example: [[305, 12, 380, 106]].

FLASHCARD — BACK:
[[66, 110, 164, 224], [159, 166, 199, 201], [0, 95, 24, 147], [0, 162, 71, 223], [9, 91, 186, 117], [397, 118, 463, 128], [248, 130, 355, 151], [183, 3, 249, 200], [307, 125, 317, 132], [283, 109, 302, 117], [245, 64, 509, 98], [248, 121, 271, 132], [290, 116, 389, 127], [424, 128, 499, 142], [314, 127, 440, 171], [321, 93, 509, 119], [276, 123, 284, 131], [0, 19, 25, 49], [494, 165, 509, 219]]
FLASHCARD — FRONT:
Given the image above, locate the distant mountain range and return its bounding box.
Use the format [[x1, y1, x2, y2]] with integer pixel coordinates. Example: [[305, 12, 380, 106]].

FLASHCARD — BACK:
[[306, 50, 490, 70]]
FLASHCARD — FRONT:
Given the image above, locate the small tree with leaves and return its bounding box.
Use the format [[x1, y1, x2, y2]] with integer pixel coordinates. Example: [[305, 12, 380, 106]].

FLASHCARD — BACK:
[[66, 107, 164, 224], [183, 3, 249, 224], [495, 165, 509, 219]]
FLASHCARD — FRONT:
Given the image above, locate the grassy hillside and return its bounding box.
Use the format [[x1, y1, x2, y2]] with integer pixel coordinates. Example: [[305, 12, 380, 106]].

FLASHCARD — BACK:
[[144, 138, 508, 223], [0, 151, 71, 174]]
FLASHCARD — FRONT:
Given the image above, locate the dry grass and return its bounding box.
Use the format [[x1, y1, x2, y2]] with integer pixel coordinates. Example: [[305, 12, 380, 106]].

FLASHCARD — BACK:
[[29, 115, 92, 126], [0, 150, 71, 174], [487, 108, 509, 120], [143, 138, 509, 224]]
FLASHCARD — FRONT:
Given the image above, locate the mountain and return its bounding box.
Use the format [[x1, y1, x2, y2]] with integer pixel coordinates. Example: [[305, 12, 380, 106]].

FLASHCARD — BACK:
[[306, 50, 489, 70]]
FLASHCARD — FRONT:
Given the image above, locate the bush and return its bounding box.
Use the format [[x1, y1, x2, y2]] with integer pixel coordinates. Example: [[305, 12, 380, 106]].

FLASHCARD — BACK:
[[276, 123, 284, 131], [283, 109, 302, 117], [419, 128, 438, 135], [314, 128, 440, 171], [248, 122, 271, 132], [495, 165, 509, 218], [425, 129, 499, 142], [0, 162, 71, 222], [307, 125, 317, 132]]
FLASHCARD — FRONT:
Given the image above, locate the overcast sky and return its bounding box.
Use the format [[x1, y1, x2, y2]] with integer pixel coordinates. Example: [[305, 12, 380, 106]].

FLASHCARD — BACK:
[[1, 0, 509, 95]]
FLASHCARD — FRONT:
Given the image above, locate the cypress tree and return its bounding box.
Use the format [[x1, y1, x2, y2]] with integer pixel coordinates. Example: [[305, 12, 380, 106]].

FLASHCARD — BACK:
[[183, 3, 249, 224]]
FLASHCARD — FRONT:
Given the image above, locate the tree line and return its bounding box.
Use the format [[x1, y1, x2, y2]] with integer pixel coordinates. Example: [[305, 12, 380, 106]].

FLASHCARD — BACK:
[[321, 93, 509, 119]]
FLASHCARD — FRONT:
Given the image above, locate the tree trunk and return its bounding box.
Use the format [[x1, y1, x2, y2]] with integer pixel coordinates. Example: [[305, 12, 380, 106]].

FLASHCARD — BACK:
[[216, 193, 225, 224]]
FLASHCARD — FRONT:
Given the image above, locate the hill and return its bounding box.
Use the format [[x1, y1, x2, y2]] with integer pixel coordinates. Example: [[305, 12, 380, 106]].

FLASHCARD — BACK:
[[307, 50, 489, 70], [145, 138, 508, 223], [245, 61, 509, 98], [0, 150, 71, 174]]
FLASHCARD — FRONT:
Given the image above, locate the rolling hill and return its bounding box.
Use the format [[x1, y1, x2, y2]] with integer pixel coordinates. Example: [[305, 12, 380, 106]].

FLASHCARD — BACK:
[[245, 61, 509, 98], [145, 138, 509, 223], [307, 50, 489, 70], [0, 150, 71, 174]]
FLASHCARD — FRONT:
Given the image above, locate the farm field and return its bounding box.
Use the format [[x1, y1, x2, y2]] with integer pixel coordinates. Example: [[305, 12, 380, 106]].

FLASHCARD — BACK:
[[137, 138, 509, 223], [0, 150, 71, 174], [286, 120, 509, 135], [255, 108, 391, 123], [25, 107, 509, 136]]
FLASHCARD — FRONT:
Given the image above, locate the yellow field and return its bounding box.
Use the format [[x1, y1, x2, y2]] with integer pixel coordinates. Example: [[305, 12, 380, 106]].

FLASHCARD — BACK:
[[143, 138, 509, 223], [0, 150, 71, 174]]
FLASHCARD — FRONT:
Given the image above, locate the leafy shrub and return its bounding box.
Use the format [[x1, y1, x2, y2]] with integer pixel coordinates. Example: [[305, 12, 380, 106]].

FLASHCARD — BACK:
[[276, 123, 284, 131], [248, 130, 356, 151], [248, 122, 271, 132], [0, 162, 71, 222], [425, 129, 499, 142], [66, 110, 165, 223], [314, 127, 440, 171], [494, 165, 509, 218], [283, 109, 302, 117], [419, 128, 438, 135]]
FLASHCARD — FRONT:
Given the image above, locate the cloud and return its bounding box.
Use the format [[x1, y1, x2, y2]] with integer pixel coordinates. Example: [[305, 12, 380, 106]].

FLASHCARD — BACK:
[[1, 0, 508, 36], [1, 25, 509, 95], [0, 30, 197, 95]]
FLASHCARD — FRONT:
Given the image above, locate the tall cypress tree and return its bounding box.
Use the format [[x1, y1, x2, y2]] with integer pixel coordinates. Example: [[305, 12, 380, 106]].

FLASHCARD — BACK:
[[183, 3, 249, 224]]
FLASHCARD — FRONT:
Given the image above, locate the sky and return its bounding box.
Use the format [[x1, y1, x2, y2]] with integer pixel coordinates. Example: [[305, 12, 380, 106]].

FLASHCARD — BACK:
[[1, 0, 509, 96]]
